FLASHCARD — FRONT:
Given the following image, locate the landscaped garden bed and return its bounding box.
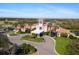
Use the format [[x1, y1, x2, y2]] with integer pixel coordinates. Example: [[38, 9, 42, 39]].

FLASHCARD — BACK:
[[9, 29, 31, 36], [14, 43, 37, 55], [17, 29, 31, 34], [21, 34, 45, 43], [9, 32, 19, 36]]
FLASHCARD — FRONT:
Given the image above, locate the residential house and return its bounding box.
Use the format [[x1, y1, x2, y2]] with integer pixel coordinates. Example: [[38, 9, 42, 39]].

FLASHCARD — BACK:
[[31, 19, 57, 36], [31, 19, 44, 35], [14, 24, 31, 33], [56, 27, 70, 37], [14, 19, 57, 35]]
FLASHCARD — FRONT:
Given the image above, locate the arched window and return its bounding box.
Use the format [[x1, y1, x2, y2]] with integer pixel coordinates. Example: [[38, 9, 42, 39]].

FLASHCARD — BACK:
[[39, 27, 42, 30]]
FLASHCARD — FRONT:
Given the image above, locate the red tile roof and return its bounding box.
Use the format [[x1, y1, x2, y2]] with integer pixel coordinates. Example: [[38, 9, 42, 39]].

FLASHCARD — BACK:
[[56, 28, 70, 33]]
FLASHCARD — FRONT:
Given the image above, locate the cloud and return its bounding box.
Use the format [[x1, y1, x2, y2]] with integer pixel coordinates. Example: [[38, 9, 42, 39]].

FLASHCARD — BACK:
[[0, 9, 28, 17], [0, 9, 19, 14], [0, 5, 79, 18], [43, 5, 79, 18]]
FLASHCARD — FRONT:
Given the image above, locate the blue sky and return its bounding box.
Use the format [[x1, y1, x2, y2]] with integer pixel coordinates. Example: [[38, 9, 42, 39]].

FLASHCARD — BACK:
[[0, 3, 79, 18]]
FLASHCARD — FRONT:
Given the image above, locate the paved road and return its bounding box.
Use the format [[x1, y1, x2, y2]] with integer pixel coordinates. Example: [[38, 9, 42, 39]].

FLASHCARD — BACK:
[[8, 34, 56, 55]]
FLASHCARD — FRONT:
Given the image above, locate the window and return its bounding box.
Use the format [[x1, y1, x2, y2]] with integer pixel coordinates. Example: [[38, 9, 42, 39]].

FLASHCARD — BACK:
[[32, 28, 36, 31], [39, 27, 42, 30]]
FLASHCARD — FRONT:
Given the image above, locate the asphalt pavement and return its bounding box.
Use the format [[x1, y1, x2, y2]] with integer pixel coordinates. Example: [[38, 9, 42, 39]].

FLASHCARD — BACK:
[[8, 34, 56, 55]]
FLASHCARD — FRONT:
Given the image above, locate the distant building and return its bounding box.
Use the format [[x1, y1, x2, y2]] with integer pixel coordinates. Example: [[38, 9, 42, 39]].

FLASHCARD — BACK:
[[31, 19, 44, 35], [31, 19, 57, 35], [14, 19, 57, 34], [56, 27, 70, 37], [14, 24, 31, 33]]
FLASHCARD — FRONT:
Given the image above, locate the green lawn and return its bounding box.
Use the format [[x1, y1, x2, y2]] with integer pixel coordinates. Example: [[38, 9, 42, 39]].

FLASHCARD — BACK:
[[9, 30, 30, 36], [21, 35, 44, 43], [55, 37, 71, 55], [17, 31, 27, 34], [9, 32, 19, 36]]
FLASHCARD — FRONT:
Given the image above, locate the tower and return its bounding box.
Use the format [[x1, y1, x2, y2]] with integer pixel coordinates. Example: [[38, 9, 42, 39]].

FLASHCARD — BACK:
[[38, 18, 43, 24]]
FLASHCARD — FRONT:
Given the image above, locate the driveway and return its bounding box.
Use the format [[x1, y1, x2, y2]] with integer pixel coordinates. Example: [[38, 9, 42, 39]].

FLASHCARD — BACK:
[[8, 34, 56, 55]]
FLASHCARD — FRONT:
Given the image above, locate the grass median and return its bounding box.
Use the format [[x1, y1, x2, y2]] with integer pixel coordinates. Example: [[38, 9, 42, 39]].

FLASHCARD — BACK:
[[21, 35, 45, 43]]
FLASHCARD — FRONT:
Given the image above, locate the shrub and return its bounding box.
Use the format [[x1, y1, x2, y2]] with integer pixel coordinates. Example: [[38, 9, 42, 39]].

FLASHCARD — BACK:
[[15, 43, 37, 55], [0, 33, 10, 48], [0, 50, 9, 55], [17, 29, 31, 34], [25, 29, 31, 33], [0, 33, 14, 55], [69, 35, 77, 39], [9, 32, 18, 36], [39, 32, 44, 37], [17, 30, 26, 34], [61, 33, 68, 37], [44, 32, 50, 35], [31, 33, 37, 38], [51, 32, 57, 37], [21, 35, 44, 43], [66, 39, 79, 55]]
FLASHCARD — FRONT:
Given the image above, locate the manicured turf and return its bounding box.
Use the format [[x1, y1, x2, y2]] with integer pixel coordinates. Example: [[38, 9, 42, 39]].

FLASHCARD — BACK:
[[9, 32, 19, 36], [9, 31, 29, 36], [21, 35, 44, 43], [55, 37, 71, 55]]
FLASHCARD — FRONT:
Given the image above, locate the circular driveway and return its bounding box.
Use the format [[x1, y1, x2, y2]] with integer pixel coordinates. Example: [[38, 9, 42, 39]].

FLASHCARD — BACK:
[[8, 34, 56, 55]]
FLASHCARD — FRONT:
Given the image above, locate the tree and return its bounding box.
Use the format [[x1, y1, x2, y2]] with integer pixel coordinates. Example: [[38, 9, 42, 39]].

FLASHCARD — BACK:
[[19, 43, 30, 54], [0, 33, 9, 50], [0, 33, 13, 55], [14, 43, 37, 55], [66, 39, 79, 55]]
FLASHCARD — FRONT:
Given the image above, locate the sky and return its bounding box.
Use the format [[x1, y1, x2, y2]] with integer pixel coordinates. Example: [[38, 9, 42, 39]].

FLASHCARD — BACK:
[[0, 3, 79, 18]]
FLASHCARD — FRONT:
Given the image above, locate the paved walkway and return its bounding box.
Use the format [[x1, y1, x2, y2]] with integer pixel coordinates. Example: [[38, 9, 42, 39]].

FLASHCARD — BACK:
[[70, 33, 79, 38], [8, 34, 56, 55]]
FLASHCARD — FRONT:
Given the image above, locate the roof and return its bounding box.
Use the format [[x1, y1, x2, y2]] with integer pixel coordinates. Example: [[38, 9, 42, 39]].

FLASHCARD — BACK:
[[16, 25, 31, 30], [56, 28, 70, 33], [31, 29, 44, 34]]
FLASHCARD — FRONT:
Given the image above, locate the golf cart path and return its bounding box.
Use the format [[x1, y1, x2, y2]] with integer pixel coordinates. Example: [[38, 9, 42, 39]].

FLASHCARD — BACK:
[[8, 34, 56, 55]]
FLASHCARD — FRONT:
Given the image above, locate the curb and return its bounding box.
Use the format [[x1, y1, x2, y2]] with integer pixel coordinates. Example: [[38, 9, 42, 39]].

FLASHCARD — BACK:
[[22, 40, 44, 45], [51, 37, 60, 55]]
